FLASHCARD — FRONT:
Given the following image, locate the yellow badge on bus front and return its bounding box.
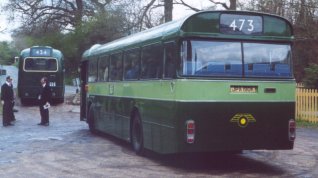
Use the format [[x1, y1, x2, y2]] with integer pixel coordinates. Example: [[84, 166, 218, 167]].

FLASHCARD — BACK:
[[230, 113, 256, 128]]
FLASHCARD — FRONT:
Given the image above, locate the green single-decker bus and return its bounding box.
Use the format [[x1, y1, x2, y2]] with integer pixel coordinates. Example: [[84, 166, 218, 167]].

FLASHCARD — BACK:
[[18, 46, 65, 105], [80, 10, 296, 155]]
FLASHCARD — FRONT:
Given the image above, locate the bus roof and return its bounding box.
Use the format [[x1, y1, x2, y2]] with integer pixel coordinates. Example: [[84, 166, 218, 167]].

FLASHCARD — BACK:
[[82, 10, 293, 60], [20, 46, 64, 59]]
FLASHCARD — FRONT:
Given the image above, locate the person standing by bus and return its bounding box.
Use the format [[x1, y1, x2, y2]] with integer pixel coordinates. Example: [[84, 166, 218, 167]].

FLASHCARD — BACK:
[[1, 76, 15, 126], [10, 83, 16, 122], [38, 77, 51, 126]]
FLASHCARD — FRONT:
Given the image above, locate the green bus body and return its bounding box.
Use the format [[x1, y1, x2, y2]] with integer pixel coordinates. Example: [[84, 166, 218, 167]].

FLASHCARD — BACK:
[[18, 46, 65, 104], [81, 11, 295, 154]]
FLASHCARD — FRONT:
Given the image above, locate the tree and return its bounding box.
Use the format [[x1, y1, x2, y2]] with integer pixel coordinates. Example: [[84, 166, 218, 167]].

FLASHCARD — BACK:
[[137, 0, 238, 27], [303, 63, 318, 88], [4, 0, 117, 34], [128, 0, 165, 29], [208, 0, 237, 10], [0, 42, 19, 65], [174, 0, 238, 11], [164, 0, 173, 22], [5, 1, 131, 75], [243, 0, 318, 84]]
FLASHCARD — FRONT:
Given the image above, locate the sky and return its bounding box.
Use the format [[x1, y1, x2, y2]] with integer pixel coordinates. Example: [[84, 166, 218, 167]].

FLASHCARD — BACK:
[[0, 0, 221, 42], [0, 1, 12, 41], [173, 0, 214, 19], [0, 17, 13, 41]]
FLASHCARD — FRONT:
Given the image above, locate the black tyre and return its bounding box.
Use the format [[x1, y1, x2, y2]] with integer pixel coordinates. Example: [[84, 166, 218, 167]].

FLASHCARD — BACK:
[[53, 98, 64, 104], [131, 112, 144, 155], [88, 106, 95, 133], [20, 98, 27, 106], [20, 98, 35, 106]]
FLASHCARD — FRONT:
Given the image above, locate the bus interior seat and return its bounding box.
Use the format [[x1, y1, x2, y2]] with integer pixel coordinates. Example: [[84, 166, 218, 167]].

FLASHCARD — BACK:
[[185, 61, 202, 75], [225, 64, 242, 75], [207, 64, 225, 73], [275, 64, 291, 76], [252, 64, 271, 75], [253, 63, 270, 71]]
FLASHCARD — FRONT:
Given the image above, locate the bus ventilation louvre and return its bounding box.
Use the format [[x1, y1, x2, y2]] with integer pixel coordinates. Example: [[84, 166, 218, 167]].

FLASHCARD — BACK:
[[186, 120, 195, 144], [288, 119, 296, 141]]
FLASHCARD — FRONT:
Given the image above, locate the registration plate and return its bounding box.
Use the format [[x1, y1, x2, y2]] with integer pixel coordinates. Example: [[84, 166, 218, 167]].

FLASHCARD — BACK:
[[230, 85, 258, 93]]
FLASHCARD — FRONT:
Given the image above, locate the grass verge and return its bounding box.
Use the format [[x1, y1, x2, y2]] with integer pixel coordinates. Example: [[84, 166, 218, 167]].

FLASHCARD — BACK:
[[296, 119, 318, 129]]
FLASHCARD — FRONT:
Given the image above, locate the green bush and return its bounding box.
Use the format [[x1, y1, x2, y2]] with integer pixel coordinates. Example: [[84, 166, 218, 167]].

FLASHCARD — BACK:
[[65, 76, 74, 85], [296, 120, 318, 129], [303, 63, 318, 89]]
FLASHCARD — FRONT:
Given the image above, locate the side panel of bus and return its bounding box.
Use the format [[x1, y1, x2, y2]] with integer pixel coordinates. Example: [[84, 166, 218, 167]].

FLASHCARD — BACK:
[[87, 80, 179, 153]]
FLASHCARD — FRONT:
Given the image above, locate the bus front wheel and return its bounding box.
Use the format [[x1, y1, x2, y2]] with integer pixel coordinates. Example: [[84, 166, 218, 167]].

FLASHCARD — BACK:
[[131, 112, 144, 155]]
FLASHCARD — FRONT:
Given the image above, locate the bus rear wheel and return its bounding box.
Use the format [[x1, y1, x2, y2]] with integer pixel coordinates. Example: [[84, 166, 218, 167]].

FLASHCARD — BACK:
[[88, 106, 95, 133], [131, 112, 144, 155], [20, 98, 27, 105]]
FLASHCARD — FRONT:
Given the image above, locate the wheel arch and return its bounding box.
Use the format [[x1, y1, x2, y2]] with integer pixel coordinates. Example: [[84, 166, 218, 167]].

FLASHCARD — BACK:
[[86, 99, 94, 124], [129, 106, 145, 155], [129, 106, 140, 135]]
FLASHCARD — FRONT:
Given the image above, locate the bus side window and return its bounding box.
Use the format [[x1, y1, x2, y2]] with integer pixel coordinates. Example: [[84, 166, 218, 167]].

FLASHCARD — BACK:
[[124, 49, 140, 80], [141, 44, 163, 79], [164, 42, 177, 78], [88, 58, 98, 82], [110, 53, 123, 81], [47, 59, 57, 71], [98, 56, 109, 82], [25, 58, 34, 70], [103, 66, 109, 81], [110, 59, 116, 80]]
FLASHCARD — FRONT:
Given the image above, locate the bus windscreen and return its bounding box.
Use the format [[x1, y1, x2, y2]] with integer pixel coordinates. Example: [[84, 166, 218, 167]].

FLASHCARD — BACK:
[[24, 58, 58, 72], [181, 40, 292, 78]]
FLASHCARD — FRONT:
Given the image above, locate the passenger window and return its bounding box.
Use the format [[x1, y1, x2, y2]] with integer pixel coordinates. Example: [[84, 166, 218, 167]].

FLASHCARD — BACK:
[[98, 56, 109, 82], [24, 58, 57, 71], [110, 53, 123, 81], [141, 44, 163, 79], [88, 58, 98, 82], [47, 59, 57, 71], [124, 49, 140, 80], [164, 43, 177, 78]]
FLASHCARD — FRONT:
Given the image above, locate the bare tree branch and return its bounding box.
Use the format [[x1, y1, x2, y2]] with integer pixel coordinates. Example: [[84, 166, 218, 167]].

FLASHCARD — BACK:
[[139, 0, 157, 30], [174, 0, 201, 12], [209, 0, 229, 9], [4, 0, 106, 33]]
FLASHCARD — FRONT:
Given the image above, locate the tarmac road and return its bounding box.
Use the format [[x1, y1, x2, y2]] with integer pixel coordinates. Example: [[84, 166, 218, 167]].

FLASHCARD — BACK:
[[0, 92, 317, 177]]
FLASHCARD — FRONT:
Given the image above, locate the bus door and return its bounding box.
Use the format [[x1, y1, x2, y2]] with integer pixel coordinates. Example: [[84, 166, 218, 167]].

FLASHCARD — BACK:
[[80, 61, 88, 121]]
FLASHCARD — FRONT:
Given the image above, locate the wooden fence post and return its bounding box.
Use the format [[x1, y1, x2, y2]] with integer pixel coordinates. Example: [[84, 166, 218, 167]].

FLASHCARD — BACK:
[[296, 87, 318, 123]]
